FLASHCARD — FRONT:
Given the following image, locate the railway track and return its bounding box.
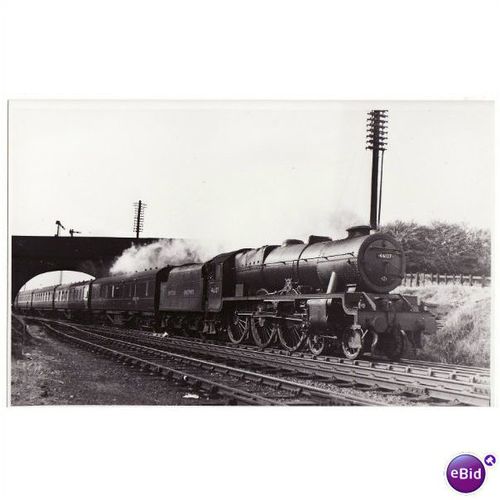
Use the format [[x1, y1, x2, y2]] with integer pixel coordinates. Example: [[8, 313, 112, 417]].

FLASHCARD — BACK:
[[31, 318, 383, 406], [22, 316, 490, 406]]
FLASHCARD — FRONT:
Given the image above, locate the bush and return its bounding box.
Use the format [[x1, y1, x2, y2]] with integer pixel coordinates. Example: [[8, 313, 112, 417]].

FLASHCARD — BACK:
[[382, 220, 490, 275]]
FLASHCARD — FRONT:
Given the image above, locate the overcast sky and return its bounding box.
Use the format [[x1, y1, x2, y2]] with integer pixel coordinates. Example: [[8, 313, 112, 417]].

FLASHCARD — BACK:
[[10, 100, 493, 288]]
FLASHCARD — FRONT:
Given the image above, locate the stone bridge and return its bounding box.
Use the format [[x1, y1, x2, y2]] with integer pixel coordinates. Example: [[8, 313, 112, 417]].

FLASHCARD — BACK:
[[11, 236, 162, 299]]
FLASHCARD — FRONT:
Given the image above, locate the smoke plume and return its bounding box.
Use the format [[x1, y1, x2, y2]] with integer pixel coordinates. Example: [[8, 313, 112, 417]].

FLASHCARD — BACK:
[[326, 209, 366, 239], [110, 239, 226, 275]]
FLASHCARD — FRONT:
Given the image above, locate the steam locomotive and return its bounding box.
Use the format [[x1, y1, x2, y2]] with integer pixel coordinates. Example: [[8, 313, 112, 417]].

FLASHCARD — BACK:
[[14, 224, 436, 360], [14, 110, 437, 359]]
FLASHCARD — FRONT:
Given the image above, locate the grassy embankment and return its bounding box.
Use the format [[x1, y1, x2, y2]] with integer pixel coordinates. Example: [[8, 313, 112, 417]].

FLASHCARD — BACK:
[[397, 285, 491, 367]]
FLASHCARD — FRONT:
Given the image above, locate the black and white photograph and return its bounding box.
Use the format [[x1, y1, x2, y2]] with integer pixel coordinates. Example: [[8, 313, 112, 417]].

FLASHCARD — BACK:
[[9, 100, 492, 407], [2, 2, 499, 499]]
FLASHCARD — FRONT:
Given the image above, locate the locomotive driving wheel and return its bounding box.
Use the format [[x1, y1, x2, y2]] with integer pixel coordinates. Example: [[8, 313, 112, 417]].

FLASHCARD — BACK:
[[226, 312, 250, 344], [277, 319, 307, 352], [341, 326, 365, 360], [307, 333, 327, 356], [251, 316, 277, 348]]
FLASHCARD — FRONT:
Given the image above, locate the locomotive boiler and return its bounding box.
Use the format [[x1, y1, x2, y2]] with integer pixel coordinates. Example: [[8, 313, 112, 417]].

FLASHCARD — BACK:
[[234, 225, 405, 295]]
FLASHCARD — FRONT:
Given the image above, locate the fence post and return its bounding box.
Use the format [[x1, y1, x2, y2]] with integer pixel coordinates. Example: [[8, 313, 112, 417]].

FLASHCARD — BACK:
[[482, 275, 486, 288], [416, 273, 420, 287], [460, 274, 463, 285], [469, 274, 473, 286], [437, 273, 440, 285]]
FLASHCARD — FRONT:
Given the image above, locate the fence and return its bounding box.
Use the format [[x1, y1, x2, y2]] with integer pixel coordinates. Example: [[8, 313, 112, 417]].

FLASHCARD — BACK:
[[401, 273, 491, 288]]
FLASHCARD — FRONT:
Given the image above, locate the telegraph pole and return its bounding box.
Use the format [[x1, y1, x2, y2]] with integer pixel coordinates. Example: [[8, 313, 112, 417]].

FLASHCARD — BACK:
[[133, 200, 146, 239], [366, 110, 388, 230]]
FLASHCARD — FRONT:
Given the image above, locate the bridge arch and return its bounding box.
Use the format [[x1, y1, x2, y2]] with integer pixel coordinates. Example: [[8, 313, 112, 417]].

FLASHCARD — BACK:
[[19, 270, 96, 292], [11, 236, 163, 300]]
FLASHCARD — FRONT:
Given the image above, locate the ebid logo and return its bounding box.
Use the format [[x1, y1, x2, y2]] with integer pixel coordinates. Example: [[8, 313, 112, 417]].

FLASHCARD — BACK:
[[446, 454, 495, 493]]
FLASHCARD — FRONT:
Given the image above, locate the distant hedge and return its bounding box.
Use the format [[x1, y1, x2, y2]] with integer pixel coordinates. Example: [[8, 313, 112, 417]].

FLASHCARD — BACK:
[[381, 221, 490, 275]]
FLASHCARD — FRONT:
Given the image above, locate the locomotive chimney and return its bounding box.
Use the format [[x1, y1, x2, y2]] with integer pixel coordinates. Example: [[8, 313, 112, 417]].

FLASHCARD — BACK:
[[346, 225, 371, 239], [366, 110, 388, 230]]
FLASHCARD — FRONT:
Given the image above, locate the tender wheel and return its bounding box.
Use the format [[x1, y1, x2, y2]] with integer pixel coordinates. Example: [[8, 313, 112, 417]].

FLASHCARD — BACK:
[[341, 326, 365, 360], [277, 319, 307, 352], [226, 312, 250, 344], [307, 333, 327, 356], [251, 317, 277, 348], [382, 328, 405, 361]]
